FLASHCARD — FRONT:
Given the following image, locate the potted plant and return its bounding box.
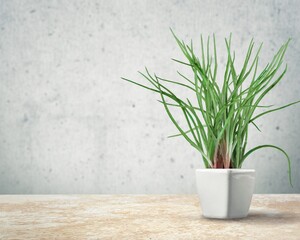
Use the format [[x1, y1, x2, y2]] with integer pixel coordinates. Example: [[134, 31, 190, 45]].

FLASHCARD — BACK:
[[122, 30, 299, 219]]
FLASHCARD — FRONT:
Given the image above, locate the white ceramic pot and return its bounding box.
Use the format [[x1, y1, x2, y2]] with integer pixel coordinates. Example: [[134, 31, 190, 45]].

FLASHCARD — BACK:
[[195, 169, 255, 219]]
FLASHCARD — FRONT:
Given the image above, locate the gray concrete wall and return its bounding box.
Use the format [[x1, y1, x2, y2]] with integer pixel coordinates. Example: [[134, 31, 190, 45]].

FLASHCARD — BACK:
[[0, 0, 299, 194]]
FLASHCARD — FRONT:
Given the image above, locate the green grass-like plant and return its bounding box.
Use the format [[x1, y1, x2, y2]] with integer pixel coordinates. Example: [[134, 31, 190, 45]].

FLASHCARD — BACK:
[[122, 30, 300, 185]]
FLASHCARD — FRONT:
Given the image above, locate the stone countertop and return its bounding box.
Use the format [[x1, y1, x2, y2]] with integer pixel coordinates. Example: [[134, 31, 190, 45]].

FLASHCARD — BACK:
[[0, 195, 299, 239]]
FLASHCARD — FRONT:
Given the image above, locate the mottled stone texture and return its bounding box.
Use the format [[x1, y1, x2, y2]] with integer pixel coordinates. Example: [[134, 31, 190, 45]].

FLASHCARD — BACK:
[[0, 0, 299, 193], [0, 195, 299, 239]]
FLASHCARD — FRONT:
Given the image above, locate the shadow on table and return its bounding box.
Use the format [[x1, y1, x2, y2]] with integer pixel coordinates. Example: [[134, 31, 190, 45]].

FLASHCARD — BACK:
[[244, 210, 300, 224], [194, 210, 300, 224]]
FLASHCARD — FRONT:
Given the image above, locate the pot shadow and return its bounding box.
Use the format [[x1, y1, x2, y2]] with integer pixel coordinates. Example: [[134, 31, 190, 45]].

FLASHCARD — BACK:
[[243, 210, 299, 224], [192, 210, 300, 225]]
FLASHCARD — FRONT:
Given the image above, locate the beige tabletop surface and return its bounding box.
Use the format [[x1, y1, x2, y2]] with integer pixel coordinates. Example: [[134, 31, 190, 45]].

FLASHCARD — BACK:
[[0, 194, 299, 240]]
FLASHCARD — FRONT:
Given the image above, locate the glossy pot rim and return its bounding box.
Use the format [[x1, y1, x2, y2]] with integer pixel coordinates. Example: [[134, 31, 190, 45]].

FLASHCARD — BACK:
[[195, 168, 255, 173]]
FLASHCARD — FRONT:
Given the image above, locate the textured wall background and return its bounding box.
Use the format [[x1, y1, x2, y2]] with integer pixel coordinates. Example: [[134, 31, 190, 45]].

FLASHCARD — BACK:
[[0, 0, 299, 194]]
